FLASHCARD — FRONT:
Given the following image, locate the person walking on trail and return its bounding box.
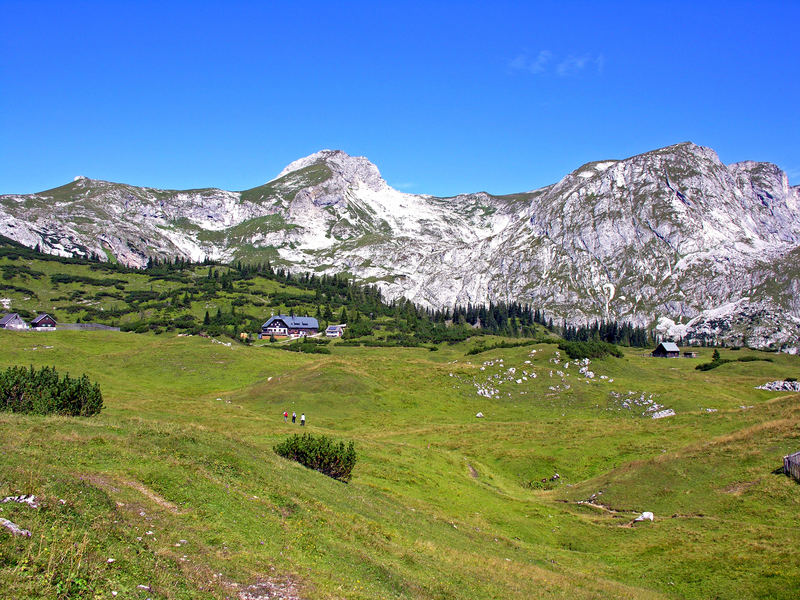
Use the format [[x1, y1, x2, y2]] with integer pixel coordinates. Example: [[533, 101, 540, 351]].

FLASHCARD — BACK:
[[283, 411, 288, 423], [300, 413, 306, 426], [291, 412, 296, 424]]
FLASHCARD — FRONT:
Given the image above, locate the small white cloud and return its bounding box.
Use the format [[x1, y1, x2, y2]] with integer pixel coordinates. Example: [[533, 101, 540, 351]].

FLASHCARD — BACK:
[[510, 50, 604, 77], [509, 50, 553, 75]]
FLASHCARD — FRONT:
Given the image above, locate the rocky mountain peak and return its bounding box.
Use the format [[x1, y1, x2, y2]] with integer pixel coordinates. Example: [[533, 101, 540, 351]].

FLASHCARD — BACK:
[[3, 142, 800, 349], [275, 149, 388, 192]]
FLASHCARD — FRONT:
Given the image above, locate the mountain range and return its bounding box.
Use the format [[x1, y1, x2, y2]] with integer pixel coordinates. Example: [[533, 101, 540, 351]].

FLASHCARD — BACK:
[[2, 142, 799, 349]]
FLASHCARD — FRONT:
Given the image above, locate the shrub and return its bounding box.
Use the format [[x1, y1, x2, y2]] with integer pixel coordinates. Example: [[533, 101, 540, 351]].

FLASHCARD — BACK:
[[281, 340, 332, 354], [344, 320, 373, 339], [0, 365, 103, 416], [736, 356, 773, 363], [695, 359, 732, 371], [466, 339, 541, 356], [695, 356, 773, 371], [558, 340, 623, 360], [274, 433, 356, 482]]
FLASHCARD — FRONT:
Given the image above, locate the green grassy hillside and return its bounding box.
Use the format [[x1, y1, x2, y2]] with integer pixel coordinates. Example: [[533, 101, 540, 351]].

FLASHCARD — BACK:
[[0, 235, 554, 345], [0, 330, 798, 599]]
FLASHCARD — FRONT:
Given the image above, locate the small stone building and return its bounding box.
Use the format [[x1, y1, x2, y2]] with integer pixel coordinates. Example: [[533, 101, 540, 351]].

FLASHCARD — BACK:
[[785, 451, 800, 482]]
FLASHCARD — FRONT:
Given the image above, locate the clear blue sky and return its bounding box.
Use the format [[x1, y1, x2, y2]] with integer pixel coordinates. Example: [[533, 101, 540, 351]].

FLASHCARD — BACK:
[[2, 1, 799, 196]]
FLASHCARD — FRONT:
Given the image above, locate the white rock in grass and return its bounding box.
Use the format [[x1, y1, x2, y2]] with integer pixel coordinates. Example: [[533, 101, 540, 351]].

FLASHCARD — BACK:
[[476, 412, 484, 418], [652, 409, 675, 419], [1, 495, 39, 508], [634, 511, 654, 521], [0, 518, 31, 537]]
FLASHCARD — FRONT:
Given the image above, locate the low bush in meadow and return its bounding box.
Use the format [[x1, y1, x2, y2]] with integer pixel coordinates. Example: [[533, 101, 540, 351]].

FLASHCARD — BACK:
[[696, 355, 774, 371], [0, 365, 103, 416], [274, 433, 356, 482], [466, 339, 541, 356], [558, 340, 623, 360]]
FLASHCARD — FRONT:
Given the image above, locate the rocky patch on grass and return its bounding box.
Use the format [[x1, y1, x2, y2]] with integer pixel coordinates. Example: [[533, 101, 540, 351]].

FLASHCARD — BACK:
[[756, 380, 800, 392], [607, 391, 674, 418], [0, 517, 31, 537], [2, 494, 39, 508], [237, 577, 302, 600]]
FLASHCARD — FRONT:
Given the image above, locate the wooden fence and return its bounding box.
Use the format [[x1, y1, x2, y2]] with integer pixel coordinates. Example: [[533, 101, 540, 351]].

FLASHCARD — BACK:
[[785, 451, 800, 482]]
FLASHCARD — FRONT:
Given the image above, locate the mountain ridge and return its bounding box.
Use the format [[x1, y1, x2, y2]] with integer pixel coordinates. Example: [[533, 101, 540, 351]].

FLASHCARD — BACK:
[[2, 142, 799, 348]]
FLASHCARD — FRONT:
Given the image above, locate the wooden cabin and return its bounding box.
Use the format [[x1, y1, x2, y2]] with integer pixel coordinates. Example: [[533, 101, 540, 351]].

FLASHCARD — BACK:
[[31, 313, 57, 330], [683, 351, 698, 358], [652, 341, 680, 358], [0, 313, 28, 330], [260, 315, 319, 338]]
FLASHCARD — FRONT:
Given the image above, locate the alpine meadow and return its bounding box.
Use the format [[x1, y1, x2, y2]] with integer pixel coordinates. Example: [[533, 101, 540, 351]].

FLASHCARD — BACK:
[[3, 3, 800, 595], [0, 234, 798, 599]]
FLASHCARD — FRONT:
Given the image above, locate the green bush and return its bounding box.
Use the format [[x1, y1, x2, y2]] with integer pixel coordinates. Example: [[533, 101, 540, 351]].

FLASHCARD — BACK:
[[0, 365, 103, 416], [557, 340, 623, 360], [274, 433, 356, 482], [281, 340, 331, 354], [343, 320, 373, 339], [736, 356, 773, 363], [696, 355, 774, 371], [466, 339, 540, 356]]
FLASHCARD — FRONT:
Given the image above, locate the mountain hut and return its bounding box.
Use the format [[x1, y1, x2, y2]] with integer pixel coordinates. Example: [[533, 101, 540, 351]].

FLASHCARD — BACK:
[[31, 313, 57, 330], [325, 324, 346, 338], [652, 342, 680, 358], [0, 313, 28, 330], [260, 315, 319, 338]]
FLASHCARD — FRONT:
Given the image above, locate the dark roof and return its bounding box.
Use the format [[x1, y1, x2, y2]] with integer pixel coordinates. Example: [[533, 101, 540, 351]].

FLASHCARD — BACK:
[[31, 313, 56, 325], [0, 313, 21, 326], [262, 315, 319, 329], [657, 342, 680, 352]]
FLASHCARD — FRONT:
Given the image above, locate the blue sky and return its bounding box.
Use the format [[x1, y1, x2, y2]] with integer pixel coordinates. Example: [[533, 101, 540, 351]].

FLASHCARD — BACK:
[[2, 1, 799, 196]]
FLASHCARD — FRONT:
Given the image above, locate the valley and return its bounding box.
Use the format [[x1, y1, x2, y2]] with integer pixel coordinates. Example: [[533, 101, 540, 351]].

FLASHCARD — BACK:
[[0, 326, 798, 598]]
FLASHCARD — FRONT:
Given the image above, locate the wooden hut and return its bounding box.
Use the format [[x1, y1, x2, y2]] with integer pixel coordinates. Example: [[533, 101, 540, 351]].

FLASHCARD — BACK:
[[652, 342, 680, 358], [785, 451, 800, 482], [31, 313, 57, 330]]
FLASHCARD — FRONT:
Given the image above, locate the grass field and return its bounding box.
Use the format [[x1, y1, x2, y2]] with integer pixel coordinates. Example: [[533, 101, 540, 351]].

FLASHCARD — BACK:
[[0, 329, 798, 599]]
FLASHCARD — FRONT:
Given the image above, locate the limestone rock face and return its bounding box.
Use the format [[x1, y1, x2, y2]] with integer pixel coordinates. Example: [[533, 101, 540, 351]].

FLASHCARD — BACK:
[[2, 143, 799, 349]]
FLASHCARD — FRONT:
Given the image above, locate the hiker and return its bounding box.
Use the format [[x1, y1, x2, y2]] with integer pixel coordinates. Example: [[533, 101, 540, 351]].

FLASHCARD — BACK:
[[283, 411, 288, 423], [300, 413, 305, 426], [292, 411, 296, 424]]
